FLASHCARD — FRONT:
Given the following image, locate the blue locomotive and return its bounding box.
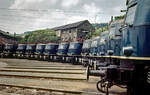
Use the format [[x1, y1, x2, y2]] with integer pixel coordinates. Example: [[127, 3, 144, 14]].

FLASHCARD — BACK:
[[16, 44, 27, 58], [90, 37, 100, 56], [107, 20, 123, 56], [0, 44, 4, 58], [1, 0, 150, 94], [67, 41, 83, 56], [57, 42, 69, 62], [122, 0, 150, 57], [34, 44, 46, 59], [25, 44, 36, 58], [87, 0, 150, 95], [43, 43, 58, 61], [81, 39, 92, 66], [57, 42, 69, 55], [3, 44, 17, 57], [67, 41, 83, 64], [81, 39, 92, 56], [98, 31, 109, 56], [120, 0, 150, 94], [0, 44, 4, 53]]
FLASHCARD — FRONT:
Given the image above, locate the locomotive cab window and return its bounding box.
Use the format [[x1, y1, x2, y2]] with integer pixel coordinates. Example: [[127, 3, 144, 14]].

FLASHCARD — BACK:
[[69, 43, 75, 49], [125, 4, 137, 25], [18, 45, 25, 50], [91, 40, 98, 47], [58, 44, 67, 49], [109, 25, 116, 39], [45, 45, 53, 49], [5, 45, 13, 49], [37, 45, 44, 49], [27, 45, 34, 50], [83, 42, 90, 49]]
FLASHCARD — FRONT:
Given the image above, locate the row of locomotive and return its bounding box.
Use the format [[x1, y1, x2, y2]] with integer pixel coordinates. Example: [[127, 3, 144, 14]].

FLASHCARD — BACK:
[[0, 23, 121, 65], [0, 0, 150, 95], [86, 0, 150, 95]]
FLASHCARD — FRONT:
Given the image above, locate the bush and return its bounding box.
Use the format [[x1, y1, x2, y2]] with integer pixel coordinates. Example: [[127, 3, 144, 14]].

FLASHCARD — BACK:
[[20, 29, 60, 43]]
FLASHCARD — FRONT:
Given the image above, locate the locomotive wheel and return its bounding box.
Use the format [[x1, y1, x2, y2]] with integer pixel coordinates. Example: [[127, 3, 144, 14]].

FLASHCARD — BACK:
[[96, 79, 107, 93]]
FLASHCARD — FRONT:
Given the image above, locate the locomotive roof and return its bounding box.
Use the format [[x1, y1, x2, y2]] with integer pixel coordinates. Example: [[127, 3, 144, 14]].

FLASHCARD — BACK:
[[70, 41, 83, 44], [84, 39, 92, 42], [46, 43, 58, 45], [37, 44, 46, 45], [27, 44, 36, 46], [110, 19, 124, 26], [59, 42, 69, 44], [5, 44, 14, 45], [18, 44, 26, 45]]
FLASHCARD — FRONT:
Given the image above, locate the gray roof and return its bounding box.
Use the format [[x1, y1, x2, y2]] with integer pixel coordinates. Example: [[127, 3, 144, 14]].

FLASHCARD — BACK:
[[52, 20, 90, 31], [0, 30, 15, 39], [0, 30, 9, 35]]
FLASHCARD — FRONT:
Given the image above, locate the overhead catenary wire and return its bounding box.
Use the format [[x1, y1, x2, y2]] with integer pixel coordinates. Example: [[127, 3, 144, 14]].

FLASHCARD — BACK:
[[0, 7, 110, 33], [0, 8, 106, 14]]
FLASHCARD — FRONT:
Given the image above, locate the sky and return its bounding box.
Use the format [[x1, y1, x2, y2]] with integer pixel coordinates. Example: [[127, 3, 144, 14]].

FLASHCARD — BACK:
[[0, 0, 126, 34]]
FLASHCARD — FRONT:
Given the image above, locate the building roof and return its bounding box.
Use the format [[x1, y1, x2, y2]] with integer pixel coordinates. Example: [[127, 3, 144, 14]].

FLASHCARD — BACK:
[[52, 20, 90, 31], [0, 30, 9, 35], [0, 30, 14, 39]]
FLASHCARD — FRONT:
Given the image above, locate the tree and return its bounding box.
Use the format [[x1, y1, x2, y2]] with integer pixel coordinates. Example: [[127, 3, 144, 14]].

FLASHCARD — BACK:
[[86, 26, 109, 39], [20, 29, 60, 43]]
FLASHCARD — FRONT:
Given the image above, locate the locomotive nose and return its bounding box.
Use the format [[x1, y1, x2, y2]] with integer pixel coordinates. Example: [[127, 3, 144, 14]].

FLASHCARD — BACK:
[[123, 46, 134, 57]]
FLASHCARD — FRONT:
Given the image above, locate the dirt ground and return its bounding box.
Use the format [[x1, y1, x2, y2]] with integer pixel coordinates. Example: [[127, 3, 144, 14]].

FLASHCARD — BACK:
[[0, 58, 126, 95]]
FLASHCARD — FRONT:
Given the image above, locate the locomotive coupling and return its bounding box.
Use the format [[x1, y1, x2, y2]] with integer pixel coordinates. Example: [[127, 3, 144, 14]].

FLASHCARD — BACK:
[[86, 66, 107, 80], [86, 65, 118, 80]]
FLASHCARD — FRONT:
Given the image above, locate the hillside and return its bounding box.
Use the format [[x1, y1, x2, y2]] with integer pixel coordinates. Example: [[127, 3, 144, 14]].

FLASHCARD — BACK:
[[20, 29, 60, 43]]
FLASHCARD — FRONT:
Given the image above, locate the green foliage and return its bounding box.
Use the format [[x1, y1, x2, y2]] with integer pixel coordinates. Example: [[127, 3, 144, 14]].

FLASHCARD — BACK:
[[92, 23, 108, 29], [86, 26, 108, 39], [20, 29, 60, 43], [115, 14, 126, 21]]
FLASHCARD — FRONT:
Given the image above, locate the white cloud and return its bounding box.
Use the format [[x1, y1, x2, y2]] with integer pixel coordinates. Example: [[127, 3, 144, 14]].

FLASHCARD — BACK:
[[83, 3, 100, 22], [0, 0, 126, 34], [10, 0, 42, 9], [61, 0, 79, 8], [9, 0, 58, 9], [66, 16, 88, 24]]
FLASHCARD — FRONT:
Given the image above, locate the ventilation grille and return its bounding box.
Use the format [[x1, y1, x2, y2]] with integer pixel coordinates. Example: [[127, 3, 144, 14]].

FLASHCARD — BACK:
[[147, 68, 150, 84]]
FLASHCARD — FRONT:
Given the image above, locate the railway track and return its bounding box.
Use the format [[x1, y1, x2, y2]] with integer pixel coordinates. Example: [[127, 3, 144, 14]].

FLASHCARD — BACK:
[[0, 69, 85, 74], [0, 59, 126, 95], [5, 66, 86, 70]]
